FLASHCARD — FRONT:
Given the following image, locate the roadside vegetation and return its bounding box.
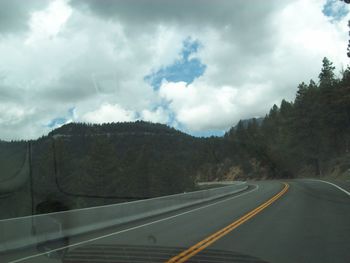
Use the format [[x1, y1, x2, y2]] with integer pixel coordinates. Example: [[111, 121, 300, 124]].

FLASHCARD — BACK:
[[225, 57, 350, 180]]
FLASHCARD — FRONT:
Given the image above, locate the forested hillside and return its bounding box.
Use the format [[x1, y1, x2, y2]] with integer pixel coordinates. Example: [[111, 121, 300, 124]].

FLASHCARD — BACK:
[[44, 121, 211, 199], [225, 57, 350, 179], [0, 122, 232, 218]]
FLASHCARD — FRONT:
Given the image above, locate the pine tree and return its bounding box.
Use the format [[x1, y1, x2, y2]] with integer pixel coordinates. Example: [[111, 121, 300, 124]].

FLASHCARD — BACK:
[[319, 57, 336, 88]]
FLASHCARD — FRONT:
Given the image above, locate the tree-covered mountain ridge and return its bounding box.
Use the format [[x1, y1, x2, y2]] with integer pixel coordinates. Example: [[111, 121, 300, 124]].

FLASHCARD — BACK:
[[48, 121, 191, 137], [1, 119, 234, 218]]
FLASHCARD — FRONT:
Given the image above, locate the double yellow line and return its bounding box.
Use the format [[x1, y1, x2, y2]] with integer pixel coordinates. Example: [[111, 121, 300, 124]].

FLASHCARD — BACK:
[[166, 182, 289, 263]]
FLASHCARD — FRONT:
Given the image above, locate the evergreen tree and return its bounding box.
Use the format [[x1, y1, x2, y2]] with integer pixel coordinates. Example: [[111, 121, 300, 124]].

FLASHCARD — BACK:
[[319, 57, 336, 88]]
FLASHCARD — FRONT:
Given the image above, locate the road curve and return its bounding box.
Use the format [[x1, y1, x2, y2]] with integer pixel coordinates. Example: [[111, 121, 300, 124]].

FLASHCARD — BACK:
[[2, 179, 350, 263]]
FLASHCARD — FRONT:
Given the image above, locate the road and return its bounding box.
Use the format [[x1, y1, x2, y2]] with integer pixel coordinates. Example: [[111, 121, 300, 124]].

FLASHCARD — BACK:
[[2, 179, 350, 263]]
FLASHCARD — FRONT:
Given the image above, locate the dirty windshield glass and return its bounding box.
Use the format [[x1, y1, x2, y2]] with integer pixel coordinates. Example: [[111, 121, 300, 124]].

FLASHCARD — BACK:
[[1, 1, 350, 263]]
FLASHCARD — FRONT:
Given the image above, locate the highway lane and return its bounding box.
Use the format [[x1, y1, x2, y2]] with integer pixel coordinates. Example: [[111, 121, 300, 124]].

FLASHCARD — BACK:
[[206, 179, 350, 263], [3, 179, 350, 263]]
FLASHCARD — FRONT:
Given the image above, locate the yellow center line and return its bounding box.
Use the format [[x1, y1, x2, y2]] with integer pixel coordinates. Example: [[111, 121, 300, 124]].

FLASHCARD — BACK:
[[165, 182, 289, 263]]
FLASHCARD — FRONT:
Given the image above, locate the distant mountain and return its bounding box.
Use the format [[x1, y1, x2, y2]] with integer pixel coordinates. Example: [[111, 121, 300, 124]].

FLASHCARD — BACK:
[[48, 121, 187, 137], [0, 121, 239, 218]]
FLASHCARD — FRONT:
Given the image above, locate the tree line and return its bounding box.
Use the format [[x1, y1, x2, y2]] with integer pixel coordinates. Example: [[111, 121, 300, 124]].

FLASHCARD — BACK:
[[225, 57, 350, 178]]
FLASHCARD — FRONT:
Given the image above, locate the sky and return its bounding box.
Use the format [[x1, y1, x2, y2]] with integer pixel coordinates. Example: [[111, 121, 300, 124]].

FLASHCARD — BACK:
[[0, 0, 349, 140]]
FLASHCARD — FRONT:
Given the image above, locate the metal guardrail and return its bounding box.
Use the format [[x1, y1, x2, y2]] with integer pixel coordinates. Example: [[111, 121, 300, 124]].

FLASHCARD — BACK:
[[0, 181, 247, 253]]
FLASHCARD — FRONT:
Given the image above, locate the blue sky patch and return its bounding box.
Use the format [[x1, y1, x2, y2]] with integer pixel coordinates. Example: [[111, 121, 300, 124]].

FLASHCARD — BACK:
[[322, 0, 349, 21], [144, 38, 212, 135], [144, 38, 206, 90], [47, 107, 75, 128], [47, 117, 67, 128]]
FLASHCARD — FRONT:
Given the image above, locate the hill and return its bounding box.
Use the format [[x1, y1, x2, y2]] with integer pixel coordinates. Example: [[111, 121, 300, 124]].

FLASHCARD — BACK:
[[0, 121, 235, 218]]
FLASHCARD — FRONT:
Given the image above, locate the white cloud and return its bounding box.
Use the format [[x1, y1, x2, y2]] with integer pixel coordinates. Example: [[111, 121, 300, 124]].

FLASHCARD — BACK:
[[82, 103, 136, 123], [0, 0, 349, 139], [167, 0, 349, 131], [275, 0, 348, 66], [0, 0, 48, 34], [26, 0, 72, 44], [81, 103, 170, 126], [0, 104, 35, 126], [141, 107, 169, 124], [159, 81, 236, 131], [159, 80, 276, 131]]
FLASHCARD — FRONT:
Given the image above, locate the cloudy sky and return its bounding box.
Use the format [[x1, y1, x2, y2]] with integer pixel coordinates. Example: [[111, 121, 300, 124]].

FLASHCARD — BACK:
[[0, 0, 349, 140]]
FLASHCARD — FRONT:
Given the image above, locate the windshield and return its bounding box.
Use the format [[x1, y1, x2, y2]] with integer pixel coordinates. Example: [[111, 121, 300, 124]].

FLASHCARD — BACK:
[[0, 1, 350, 263]]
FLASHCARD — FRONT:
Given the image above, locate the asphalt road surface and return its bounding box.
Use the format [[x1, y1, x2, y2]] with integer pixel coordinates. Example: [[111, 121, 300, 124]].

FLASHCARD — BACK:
[[2, 179, 350, 263]]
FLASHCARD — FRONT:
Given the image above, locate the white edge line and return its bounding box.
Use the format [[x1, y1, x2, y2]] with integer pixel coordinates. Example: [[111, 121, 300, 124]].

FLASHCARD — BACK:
[[304, 179, 350, 197], [8, 184, 259, 263]]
